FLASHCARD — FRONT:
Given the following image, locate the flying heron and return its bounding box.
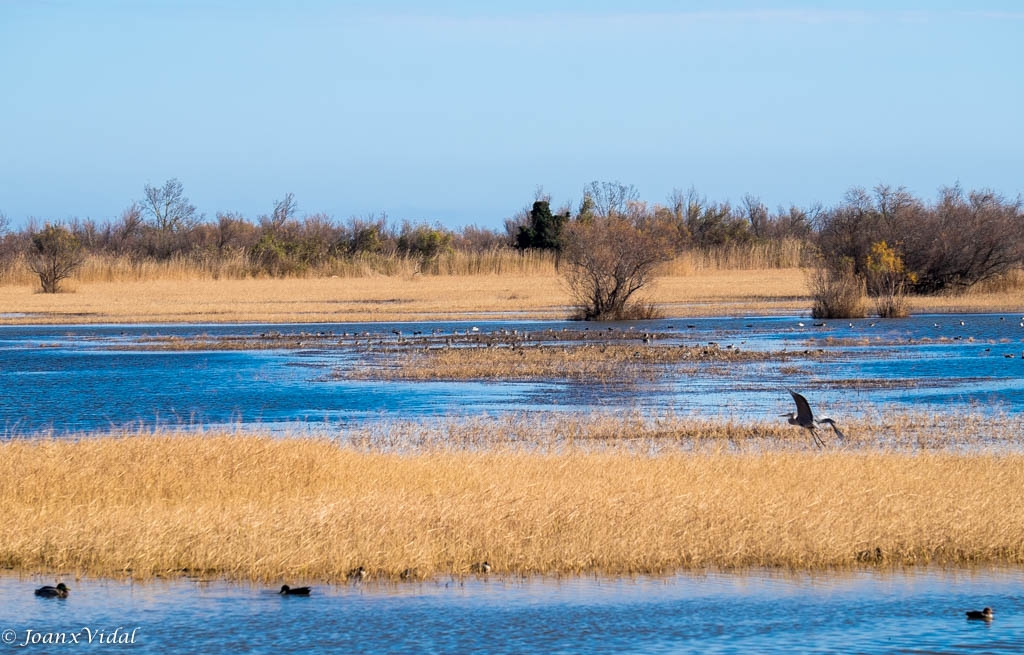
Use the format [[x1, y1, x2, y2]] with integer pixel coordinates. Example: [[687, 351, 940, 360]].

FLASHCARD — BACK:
[[782, 389, 844, 448]]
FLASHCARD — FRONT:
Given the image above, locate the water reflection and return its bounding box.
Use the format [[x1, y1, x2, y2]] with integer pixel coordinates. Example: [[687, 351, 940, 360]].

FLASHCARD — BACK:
[[1, 570, 1020, 653]]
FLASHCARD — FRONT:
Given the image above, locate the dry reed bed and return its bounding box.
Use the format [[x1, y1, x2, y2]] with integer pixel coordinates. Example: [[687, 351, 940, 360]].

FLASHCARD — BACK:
[[0, 241, 808, 287], [338, 410, 1023, 451], [0, 250, 561, 286], [3, 412, 1023, 583]]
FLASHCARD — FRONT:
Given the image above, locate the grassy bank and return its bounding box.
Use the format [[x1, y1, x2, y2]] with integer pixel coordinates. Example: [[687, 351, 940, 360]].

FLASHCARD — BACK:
[[3, 413, 1023, 583], [1, 267, 1021, 324], [0, 269, 810, 324]]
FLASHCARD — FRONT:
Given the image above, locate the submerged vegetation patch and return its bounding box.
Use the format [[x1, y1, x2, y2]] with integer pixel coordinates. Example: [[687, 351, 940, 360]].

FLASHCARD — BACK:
[[345, 341, 831, 382], [112, 328, 839, 383]]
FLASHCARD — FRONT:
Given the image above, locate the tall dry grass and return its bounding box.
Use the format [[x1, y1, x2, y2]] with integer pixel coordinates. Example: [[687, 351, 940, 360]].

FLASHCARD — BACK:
[[661, 239, 810, 275], [2, 412, 1023, 583], [0, 241, 804, 288], [0, 249, 558, 286]]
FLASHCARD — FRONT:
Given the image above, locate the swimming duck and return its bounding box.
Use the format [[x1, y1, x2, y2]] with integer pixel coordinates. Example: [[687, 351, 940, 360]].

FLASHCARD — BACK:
[[278, 585, 311, 596], [34, 583, 70, 598], [965, 607, 993, 621]]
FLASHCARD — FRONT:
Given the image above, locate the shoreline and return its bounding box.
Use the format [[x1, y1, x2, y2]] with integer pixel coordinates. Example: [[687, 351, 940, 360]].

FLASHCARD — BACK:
[[5, 562, 1019, 591]]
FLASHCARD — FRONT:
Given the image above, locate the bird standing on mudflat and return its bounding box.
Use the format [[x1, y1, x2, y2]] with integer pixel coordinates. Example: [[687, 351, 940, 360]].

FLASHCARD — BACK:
[[782, 389, 844, 448]]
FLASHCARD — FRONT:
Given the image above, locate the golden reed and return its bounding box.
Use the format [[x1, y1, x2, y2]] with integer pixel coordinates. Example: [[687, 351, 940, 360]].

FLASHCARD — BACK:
[[2, 412, 1022, 583], [0, 241, 808, 287]]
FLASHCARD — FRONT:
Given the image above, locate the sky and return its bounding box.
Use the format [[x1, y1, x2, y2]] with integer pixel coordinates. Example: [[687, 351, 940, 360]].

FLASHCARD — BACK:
[[2, 1, 1022, 230]]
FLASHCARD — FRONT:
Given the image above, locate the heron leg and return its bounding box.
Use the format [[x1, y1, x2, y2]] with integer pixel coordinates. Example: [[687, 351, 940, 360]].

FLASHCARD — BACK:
[[810, 426, 826, 449]]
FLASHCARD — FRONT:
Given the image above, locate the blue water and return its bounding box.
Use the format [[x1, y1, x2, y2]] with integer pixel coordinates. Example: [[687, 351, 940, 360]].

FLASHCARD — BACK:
[[3, 314, 1024, 651], [1, 314, 1022, 435], [1, 570, 1021, 653]]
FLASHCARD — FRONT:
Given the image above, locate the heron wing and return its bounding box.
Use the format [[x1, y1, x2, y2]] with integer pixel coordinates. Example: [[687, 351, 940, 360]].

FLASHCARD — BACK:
[[818, 418, 844, 439], [788, 389, 814, 425]]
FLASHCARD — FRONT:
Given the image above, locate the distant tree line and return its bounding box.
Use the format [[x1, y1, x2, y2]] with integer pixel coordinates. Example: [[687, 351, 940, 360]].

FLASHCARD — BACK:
[[810, 185, 1024, 318], [1, 179, 1021, 318]]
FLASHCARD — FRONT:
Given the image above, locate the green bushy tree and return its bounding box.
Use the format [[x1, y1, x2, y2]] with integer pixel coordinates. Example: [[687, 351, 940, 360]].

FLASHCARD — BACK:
[[515, 200, 568, 251]]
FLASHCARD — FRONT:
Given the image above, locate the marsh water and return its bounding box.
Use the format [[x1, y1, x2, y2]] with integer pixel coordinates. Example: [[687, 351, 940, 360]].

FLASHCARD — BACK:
[[2, 570, 1023, 653], [1, 313, 1023, 435], [2, 313, 1023, 651]]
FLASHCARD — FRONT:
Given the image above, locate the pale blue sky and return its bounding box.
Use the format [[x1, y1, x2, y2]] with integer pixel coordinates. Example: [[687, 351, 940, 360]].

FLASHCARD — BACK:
[[2, 1, 1022, 229]]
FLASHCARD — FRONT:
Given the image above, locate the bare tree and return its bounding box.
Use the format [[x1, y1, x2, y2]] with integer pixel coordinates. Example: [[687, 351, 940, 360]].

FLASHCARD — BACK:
[[909, 186, 1024, 292], [110, 203, 145, 256], [213, 211, 258, 254], [27, 223, 85, 293], [142, 178, 199, 233], [771, 204, 816, 241], [454, 224, 510, 253], [561, 214, 677, 320], [141, 178, 201, 258], [742, 194, 770, 239], [262, 192, 298, 233], [581, 181, 640, 219], [0, 212, 18, 280]]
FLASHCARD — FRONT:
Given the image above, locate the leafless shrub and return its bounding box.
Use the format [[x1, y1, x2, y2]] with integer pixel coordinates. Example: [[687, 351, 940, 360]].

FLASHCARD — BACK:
[[27, 223, 85, 293], [453, 224, 510, 252], [908, 186, 1024, 292], [809, 259, 866, 319], [562, 213, 677, 321]]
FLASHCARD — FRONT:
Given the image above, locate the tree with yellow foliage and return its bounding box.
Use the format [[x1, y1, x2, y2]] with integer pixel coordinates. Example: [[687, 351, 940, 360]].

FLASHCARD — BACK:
[[866, 241, 916, 318]]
